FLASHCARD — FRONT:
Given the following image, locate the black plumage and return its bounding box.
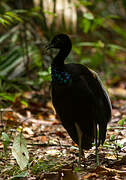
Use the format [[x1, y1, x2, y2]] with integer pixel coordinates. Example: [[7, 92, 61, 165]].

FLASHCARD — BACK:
[[48, 34, 112, 165]]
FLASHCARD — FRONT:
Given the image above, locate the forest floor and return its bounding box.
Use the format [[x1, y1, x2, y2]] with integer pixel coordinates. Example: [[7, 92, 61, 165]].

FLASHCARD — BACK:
[[0, 84, 126, 179]]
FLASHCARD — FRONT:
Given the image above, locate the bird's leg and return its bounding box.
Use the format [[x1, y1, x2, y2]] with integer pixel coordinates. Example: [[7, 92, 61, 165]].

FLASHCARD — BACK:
[[75, 122, 83, 168], [95, 124, 99, 166]]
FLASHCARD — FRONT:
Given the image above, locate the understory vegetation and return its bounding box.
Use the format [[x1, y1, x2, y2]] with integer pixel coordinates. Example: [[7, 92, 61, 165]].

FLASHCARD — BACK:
[[0, 0, 126, 179]]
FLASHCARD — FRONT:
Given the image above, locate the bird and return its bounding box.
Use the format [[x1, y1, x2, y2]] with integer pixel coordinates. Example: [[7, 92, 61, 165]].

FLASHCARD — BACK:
[[47, 34, 112, 167]]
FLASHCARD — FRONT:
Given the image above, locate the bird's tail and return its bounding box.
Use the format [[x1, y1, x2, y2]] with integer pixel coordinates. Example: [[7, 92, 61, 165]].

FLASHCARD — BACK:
[[82, 133, 95, 150]]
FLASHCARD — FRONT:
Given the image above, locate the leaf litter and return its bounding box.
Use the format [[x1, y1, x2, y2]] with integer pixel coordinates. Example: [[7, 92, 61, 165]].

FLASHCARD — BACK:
[[0, 88, 126, 179]]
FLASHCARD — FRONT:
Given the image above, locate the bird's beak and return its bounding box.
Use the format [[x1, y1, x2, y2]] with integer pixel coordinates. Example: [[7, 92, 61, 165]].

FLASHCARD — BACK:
[[46, 43, 54, 50]]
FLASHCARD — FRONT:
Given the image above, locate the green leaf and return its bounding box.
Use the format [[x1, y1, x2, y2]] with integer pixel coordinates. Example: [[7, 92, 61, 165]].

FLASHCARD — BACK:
[[5, 12, 22, 22], [12, 133, 29, 170], [0, 16, 11, 26], [2, 132, 10, 155], [43, 10, 57, 16], [0, 49, 23, 76], [72, 46, 82, 55], [0, 93, 15, 102], [0, 32, 10, 43], [0, 26, 19, 43], [10, 171, 28, 179], [84, 12, 94, 20], [118, 118, 126, 126], [110, 135, 115, 141], [2, 132, 10, 142], [77, 41, 104, 48], [3, 15, 13, 22], [82, 19, 91, 33], [115, 143, 123, 148], [108, 44, 126, 51], [20, 100, 28, 107], [77, 42, 96, 47]]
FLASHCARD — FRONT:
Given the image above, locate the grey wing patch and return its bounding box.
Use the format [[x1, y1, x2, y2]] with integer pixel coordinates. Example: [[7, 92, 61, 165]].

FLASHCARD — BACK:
[[89, 68, 112, 120]]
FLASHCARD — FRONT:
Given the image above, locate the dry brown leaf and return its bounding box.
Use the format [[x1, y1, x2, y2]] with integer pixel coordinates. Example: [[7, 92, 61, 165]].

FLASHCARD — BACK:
[[41, 136, 48, 143], [109, 88, 126, 98]]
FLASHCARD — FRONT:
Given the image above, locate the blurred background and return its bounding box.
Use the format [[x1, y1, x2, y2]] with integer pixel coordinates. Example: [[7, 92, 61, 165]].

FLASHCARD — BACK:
[[0, 0, 126, 108]]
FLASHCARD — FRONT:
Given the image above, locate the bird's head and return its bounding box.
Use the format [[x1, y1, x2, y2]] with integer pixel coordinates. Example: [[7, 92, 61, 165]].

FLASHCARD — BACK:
[[47, 34, 72, 50]]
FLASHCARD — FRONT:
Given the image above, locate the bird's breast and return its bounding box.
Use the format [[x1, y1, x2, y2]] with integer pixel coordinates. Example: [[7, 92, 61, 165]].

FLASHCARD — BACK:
[[51, 67, 72, 85]]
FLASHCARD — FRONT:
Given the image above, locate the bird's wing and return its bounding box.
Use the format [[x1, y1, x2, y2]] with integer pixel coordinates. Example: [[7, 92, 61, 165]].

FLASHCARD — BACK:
[[65, 63, 112, 121], [83, 67, 112, 144], [88, 68, 112, 120], [65, 63, 112, 145]]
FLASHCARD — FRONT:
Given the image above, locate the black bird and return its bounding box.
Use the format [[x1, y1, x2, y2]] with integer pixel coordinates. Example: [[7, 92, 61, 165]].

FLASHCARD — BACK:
[[47, 34, 112, 166]]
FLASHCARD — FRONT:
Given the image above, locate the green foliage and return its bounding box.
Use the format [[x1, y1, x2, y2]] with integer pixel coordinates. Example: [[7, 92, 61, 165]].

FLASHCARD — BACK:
[[0, 0, 126, 106], [2, 132, 10, 155], [0, 11, 22, 26], [77, 0, 126, 76], [10, 171, 28, 179], [12, 133, 29, 170], [80, 12, 95, 33], [110, 134, 115, 141], [31, 157, 66, 174], [118, 118, 126, 126], [0, 164, 27, 179], [0, 93, 15, 102], [109, 133, 123, 160], [0, 6, 49, 106]]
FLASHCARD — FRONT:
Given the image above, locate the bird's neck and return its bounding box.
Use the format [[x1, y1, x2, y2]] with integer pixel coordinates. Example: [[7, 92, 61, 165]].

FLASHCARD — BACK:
[[51, 45, 72, 84], [52, 45, 72, 68]]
